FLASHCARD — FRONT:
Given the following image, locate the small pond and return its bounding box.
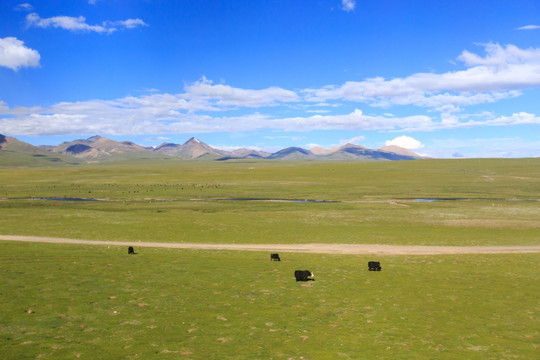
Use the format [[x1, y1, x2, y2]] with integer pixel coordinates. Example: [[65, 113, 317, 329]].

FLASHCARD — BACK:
[[412, 198, 537, 202], [199, 198, 337, 203], [22, 197, 99, 201]]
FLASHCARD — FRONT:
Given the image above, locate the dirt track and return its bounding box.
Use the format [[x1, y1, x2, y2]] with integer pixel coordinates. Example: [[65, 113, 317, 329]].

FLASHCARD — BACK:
[[1, 235, 539, 255]]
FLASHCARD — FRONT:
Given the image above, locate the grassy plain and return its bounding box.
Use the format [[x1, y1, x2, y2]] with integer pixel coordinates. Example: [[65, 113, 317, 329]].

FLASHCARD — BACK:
[[0, 158, 539, 245], [1, 241, 538, 359], [0, 158, 539, 359]]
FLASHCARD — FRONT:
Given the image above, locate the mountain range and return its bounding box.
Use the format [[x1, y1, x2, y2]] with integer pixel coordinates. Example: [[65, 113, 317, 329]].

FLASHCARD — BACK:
[[1, 134, 423, 164]]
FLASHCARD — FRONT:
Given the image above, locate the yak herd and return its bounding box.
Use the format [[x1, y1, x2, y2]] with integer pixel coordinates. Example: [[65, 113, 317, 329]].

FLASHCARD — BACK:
[[128, 247, 381, 281]]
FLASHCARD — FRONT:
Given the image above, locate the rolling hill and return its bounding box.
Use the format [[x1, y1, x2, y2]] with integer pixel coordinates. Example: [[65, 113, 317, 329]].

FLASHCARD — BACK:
[[154, 137, 229, 159], [0, 134, 80, 166], [1, 134, 424, 164], [41, 135, 170, 162]]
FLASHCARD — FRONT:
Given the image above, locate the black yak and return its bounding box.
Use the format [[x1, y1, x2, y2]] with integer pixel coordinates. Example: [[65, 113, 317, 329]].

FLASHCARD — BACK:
[[294, 270, 314, 281]]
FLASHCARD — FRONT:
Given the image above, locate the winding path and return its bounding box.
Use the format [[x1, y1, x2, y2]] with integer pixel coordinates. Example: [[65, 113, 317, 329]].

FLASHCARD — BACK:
[[1, 235, 539, 255]]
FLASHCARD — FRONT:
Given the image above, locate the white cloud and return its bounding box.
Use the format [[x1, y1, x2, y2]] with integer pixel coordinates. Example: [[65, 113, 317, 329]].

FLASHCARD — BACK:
[[457, 43, 540, 69], [14, 3, 33, 11], [0, 37, 40, 71], [184, 77, 299, 107], [385, 136, 424, 149], [271, 109, 433, 132], [341, 0, 356, 12], [454, 112, 540, 128], [113, 19, 147, 29], [1, 71, 539, 137], [304, 43, 540, 109], [26, 13, 147, 34], [1, 93, 539, 137], [516, 25, 540, 30], [0, 92, 431, 136]]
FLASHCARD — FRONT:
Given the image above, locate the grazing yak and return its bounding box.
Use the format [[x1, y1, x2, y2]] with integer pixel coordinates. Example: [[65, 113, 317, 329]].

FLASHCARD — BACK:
[[270, 253, 281, 261], [128, 246, 135, 255], [368, 261, 381, 271], [294, 270, 315, 281]]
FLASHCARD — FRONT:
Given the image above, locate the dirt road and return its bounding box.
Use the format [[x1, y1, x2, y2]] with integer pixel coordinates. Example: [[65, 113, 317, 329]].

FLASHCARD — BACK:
[[1, 234, 539, 255]]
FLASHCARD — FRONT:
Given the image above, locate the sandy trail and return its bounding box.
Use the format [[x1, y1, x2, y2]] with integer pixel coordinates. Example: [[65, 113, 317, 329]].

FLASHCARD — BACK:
[[1, 235, 539, 255]]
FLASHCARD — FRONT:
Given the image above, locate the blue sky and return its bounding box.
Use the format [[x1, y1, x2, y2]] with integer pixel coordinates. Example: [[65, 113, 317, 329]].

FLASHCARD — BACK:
[[1, 0, 539, 158]]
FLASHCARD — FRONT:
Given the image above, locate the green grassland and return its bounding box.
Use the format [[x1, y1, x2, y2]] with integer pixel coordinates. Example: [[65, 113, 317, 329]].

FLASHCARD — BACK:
[[2, 158, 539, 201], [1, 241, 538, 360], [0, 158, 539, 245], [0, 158, 539, 359]]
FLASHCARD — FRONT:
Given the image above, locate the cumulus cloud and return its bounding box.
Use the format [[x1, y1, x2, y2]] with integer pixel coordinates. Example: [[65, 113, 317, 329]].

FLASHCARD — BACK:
[[184, 77, 299, 108], [0, 37, 40, 71], [0, 92, 431, 136], [1, 62, 540, 137], [341, 0, 356, 12], [26, 13, 148, 34], [1, 92, 538, 137], [385, 136, 424, 150], [457, 43, 540, 69], [270, 109, 432, 132], [304, 43, 540, 110]]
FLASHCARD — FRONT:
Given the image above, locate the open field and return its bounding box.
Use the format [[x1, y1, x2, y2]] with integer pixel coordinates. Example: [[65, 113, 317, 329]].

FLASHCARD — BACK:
[[2, 158, 539, 201], [1, 241, 538, 359], [0, 158, 539, 358], [1, 158, 539, 246]]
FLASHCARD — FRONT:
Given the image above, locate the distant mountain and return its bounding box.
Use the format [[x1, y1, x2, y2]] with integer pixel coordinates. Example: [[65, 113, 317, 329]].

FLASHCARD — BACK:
[[154, 137, 228, 159], [379, 145, 421, 158], [336, 143, 367, 151], [268, 143, 422, 161], [230, 148, 270, 159], [309, 146, 332, 156], [2, 134, 424, 164], [42, 135, 169, 161], [324, 143, 418, 161], [267, 147, 316, 160], [324, 143, 371, 160], [0, 134, 80, 166], [0, 134, 37, 154]]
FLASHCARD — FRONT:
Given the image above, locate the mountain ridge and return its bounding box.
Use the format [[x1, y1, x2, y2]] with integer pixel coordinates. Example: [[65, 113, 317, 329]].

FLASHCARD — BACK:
[[1, 134, 424, 164], [0, 134, 82, 166]]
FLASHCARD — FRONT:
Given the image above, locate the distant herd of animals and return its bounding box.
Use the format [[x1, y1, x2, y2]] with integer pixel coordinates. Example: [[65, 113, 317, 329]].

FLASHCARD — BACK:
[[127, 247, 381, 281]]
